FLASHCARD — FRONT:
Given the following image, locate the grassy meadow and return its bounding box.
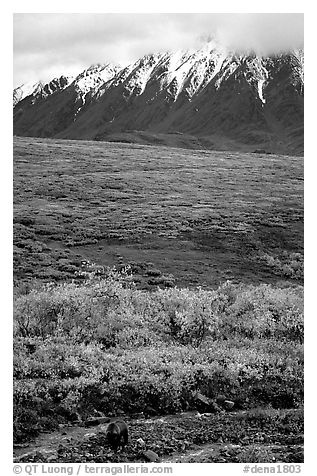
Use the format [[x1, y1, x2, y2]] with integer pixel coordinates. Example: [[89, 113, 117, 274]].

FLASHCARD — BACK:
[[13, 136, 304, 462], [14, 136, 303, 289]]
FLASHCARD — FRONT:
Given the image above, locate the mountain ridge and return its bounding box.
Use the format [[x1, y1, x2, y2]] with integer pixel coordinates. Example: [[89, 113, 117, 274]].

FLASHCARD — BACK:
[[13, 41, 304, 155]]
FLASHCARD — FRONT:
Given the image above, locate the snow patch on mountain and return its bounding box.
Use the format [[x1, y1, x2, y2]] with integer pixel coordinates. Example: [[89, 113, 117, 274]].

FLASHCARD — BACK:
[[121, 54, 165, 97], [214, 57, 240, 90], [13, 76, 73, 107], [257, 79, 266, 104], [182, 47, 227, 98], [214, 55, 269, 104], [244, 57, 269, 105], [73, 63, 121, 95], [117, 40, 229, 102], [72, 63, 121, 116], [291, 49, 304, 92], [41, 76, 74, 99], [13, 81, 41, 107]]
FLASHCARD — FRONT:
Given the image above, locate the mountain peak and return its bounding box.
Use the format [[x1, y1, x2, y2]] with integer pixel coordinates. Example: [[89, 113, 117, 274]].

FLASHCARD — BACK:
[[13, 75, 73, 107], [73, 62, 122, 95], [13, 42, 304, 155]]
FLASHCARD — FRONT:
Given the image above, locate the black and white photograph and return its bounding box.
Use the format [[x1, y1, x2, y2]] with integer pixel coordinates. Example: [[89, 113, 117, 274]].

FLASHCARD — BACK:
[[11, 7, 304, 469]]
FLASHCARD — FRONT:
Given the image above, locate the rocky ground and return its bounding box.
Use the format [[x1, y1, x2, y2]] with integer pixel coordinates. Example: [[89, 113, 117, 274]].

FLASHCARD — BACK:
[[14, 407, 303, 464]]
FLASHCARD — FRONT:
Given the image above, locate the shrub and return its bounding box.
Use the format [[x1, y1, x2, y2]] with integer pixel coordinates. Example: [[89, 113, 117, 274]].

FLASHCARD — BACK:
[[13, 275, 304, 442]]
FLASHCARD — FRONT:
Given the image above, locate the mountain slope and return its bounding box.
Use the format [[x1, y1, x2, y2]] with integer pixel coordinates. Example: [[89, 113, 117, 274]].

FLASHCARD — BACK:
[[13, 41, 304, 154]]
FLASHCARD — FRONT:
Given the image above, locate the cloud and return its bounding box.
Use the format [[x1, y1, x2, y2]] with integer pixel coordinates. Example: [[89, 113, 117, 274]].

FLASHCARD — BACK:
[[13, 13, 304, 87], [214, 13, 304, 54]]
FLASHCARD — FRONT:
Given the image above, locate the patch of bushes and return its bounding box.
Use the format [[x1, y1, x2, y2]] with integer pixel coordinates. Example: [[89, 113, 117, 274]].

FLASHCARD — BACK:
[[259, 251, 303, 280], [13, 274, 303, 442]]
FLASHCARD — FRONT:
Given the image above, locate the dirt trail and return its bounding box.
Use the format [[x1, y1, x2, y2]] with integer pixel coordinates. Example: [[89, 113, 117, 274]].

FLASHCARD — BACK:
[[160, 442, 304, 463], [13, 409, 304, 464], [14, 424, 99, 459]]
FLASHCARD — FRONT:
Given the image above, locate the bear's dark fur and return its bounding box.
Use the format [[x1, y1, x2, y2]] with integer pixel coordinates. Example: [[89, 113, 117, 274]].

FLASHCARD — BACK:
[[106, 420, 129, 451]]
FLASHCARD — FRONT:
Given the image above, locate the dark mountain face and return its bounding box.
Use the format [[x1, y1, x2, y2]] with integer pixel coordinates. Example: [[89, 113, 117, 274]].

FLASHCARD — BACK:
[[13, 42, 304, 154]]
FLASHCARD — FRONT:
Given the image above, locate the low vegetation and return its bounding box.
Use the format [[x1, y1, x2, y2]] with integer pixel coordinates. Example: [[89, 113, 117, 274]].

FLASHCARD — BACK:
[[13, 137, 303, 288], [14, 269, 303, 444], [13, 137, 304, 461]]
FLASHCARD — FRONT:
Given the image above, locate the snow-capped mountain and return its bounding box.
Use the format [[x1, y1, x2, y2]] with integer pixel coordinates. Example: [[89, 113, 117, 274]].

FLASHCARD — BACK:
[[13, 75, 73, 107], [13, 81, 41, 107], [13, 41, 304, 154], [72, 63, 122, 116]]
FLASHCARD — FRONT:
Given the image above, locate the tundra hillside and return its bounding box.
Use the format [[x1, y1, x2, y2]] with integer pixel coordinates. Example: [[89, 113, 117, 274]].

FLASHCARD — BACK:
[[14, 137, 303, 289], [13, 137, 303, 462]]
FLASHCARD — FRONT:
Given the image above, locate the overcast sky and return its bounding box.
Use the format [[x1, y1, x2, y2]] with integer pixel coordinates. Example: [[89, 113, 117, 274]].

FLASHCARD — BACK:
[[13, 13, 304, 88]]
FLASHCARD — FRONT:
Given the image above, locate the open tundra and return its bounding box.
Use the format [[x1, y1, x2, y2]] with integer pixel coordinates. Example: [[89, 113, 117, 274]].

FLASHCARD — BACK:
[[13, 137, 303, 288], [13, 137, 303, 463]]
